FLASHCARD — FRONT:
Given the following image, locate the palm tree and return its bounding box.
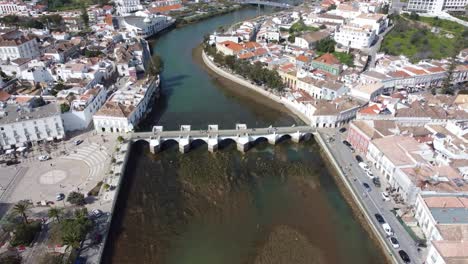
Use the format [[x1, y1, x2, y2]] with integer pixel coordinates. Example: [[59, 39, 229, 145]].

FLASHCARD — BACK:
[[48, 208, 62, 223], [12, 201, 30, 224], [62, 230, 82, 250]]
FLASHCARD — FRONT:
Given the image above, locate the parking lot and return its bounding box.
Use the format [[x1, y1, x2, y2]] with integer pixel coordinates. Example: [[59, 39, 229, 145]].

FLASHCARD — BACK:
[[318, 128, 426, 264]]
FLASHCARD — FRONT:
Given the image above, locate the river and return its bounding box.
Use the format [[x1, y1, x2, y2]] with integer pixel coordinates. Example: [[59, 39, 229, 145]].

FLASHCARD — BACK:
[[102, 7, 385, 264]]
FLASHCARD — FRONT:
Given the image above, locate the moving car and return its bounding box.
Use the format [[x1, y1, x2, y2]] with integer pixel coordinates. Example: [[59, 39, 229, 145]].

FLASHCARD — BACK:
[[339, 127, 347, 133], [38, 155, 50, 161], [366, 170, 375, 179], [382, 192, 390, 201], [363, 183, 371, 192], [372, 177, 381, 187], [56, 193, 65, 201], [389, 236, 400, 249], [355, 155, 363, 163], [340, 141, 354, 152], [382, 223, 394, 236], [374, 213, 385, 224], [74, 139, 84, 146], [358, 162, 369, 171], [398, 250, 411, 263], [92, 209, 103, 218]]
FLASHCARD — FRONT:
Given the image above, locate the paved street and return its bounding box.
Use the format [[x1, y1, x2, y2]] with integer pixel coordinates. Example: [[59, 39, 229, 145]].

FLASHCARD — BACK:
[[318, 128, 426, 264]]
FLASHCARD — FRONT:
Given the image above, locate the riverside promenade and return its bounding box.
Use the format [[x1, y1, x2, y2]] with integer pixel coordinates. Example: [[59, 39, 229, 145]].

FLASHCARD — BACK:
[[202, 51, 312, 125]]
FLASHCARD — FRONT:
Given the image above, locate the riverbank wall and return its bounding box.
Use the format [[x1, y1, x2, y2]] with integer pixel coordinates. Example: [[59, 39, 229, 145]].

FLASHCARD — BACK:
[[314, 131, 398, 264], [96, 140, 133, 264], [202, 50, 312, 125]]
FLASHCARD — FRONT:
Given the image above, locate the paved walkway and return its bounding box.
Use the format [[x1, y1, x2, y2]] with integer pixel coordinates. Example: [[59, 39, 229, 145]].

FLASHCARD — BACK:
[[62, 143, 110, 190], [317, 128, 426, 264]]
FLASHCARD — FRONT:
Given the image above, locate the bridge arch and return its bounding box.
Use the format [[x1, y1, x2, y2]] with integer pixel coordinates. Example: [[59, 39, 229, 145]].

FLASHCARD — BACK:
[[252, 136, 269, 146], [277, 134, 292, 144], [218, 138, 237, 150], [190, 138, 208, 150], [160, 139, 179, 151]]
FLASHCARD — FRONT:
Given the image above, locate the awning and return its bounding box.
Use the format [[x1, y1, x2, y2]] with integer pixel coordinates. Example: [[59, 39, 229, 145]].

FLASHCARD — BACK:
[[47, 137, 54, 141], [56, 135, 64, 140], [5, 149, 14, 154]]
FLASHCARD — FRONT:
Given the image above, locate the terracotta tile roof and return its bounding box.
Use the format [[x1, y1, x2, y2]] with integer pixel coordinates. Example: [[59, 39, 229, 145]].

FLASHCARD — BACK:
[[0, 91, 10, 102], [314, 53, 340, 65], [149, 4, 182, 13], [426, 66, 445, 73], [404, 67, 428, 75], [238, 52, 255, 60], [359, 104, 381, 115], [388, 70, 411, 78], [243, 41, 262, 49], [424, 196, 468, 208], [95, 101, 135, 118], [296, 55, 310, 63], [253, 48, 267, 56], [220, 41, 244, 52]]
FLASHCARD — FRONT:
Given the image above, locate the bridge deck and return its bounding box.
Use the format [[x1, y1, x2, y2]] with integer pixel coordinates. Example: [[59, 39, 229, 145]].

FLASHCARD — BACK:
[[132, 126, 314, 139]]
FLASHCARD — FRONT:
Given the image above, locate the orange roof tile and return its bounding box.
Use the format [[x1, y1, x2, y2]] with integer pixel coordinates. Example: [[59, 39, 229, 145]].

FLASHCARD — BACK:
[[404, 67, 427, 75], [220, 41, 244, 52], [388, 70, 411, 78], [150, 4, 182, 13], [314, 53, 340, 65], [0, 90, 10, 102], [243, 41, 262, 49], [238, 52, 255, 59], [296, 55, 309, 63]]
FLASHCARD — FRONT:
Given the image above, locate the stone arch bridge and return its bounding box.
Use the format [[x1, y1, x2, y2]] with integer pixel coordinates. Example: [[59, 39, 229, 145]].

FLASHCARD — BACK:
[[131, 124, 315, 153]]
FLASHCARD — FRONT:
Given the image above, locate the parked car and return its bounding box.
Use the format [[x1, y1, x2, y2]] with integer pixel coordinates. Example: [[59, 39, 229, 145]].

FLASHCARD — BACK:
[[342, 140, 354, 152], [366, 170, 375, 179], [358, 162, 369, 171], [382, 223, 394, 236], [339, 127, 347, 133], [355, 155, 363, 163], [6, 159, 20, 166], [74, 139, 84, 146], [398, 250, 411, 263], [381, 192, 390, 201], [372, 177, 381, 187], [374, 213, 385, 224], [91, 209, 103, 218], [38, 155, 50, 161], [56, 193, 65, 201], [363, 183, 371, 192], [389, 236, 400, 249]]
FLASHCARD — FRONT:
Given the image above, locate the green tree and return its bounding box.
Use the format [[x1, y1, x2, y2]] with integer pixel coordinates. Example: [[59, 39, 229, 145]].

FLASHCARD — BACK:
[[62, 229, 82, 250], [48, 208, 63, 223], [288, 34, 295, 43], [147, 54, 164, 76], [66, 192, 85, 206], [316, 38, 336, 53], [10, 222, 41, 247], [81, 6, 89, 28], [12, 201, 30, 224], [60, 103, 70, 113], [409, 11, 419, 20], [117, 135, 124, 143]]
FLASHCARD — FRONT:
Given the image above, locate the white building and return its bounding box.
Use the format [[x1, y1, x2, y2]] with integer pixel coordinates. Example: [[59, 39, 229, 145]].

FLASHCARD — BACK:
[[93, 76, 159, 133], [115, 0, 142, 15], [414, 194, 468, 264], [407, 0, 468, 13], [117, 13, 175, 38], [334, 24, 376, 50], [353, 13, 388, 34], [0, 1, 28, 15], [0, 30, 40, 61], [61, 85, 107, 131], [0, 102, 65, 148]]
